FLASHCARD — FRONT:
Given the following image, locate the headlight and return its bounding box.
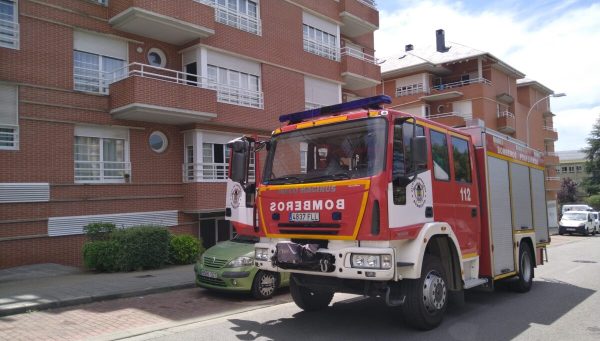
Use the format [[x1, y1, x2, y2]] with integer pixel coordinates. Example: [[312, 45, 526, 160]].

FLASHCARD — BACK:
[[225, 256, 254, 268], [255, 248, 269, 261], [351, 254, 393, 269]]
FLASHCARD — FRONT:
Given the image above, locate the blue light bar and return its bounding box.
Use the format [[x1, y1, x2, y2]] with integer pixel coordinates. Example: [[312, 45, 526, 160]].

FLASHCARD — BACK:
[[279, 95, 392, 124]]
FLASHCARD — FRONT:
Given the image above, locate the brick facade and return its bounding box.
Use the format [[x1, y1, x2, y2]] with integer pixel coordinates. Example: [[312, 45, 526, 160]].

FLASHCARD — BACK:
[[0, 0, 380, 268]]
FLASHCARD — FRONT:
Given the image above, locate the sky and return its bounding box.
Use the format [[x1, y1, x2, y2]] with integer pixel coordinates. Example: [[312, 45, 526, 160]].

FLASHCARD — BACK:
[[374, 0, 600, 151]]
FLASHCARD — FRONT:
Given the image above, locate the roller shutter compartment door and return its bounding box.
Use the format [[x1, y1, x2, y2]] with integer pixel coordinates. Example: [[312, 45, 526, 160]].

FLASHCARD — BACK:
[[531, 168, 550, 243], [487, 156, 515, 276], [510, 162, 533, 231]]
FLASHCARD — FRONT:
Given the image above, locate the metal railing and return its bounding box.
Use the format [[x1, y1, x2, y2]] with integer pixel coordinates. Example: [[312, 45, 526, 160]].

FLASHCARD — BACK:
[[543, 126, 557, 132], [395, 83, 426, 97], [110, 63, 264, 109], [0, 17, 20, 49], [432, 77, 491, 91], [303, 38, 340, 61], [546, 176, 560, 181], [340, 46, 378, 64], [196, 0, 262, 35], [497, 111, 515, 119], [0, 125, 18, 150], [74, 161, 131, 183], [94, 0, 108, 5], [357, 0, 377, 9], [427, 111, 473, 120], [183, 162, 229, 182], [545, 151, 558, 157]]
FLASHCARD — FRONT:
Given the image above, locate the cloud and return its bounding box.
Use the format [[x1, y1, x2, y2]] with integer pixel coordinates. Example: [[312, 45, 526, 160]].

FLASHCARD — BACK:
[[375, 0, 600, 151]]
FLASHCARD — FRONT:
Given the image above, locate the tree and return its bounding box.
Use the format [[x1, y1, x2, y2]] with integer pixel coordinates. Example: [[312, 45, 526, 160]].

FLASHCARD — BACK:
[[557, 177, 578, 204], [582, 115, 600, 195]]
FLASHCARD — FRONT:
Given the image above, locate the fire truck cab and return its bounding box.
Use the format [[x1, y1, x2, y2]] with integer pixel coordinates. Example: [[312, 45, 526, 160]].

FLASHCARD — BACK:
[[225, 95, 549, 330]]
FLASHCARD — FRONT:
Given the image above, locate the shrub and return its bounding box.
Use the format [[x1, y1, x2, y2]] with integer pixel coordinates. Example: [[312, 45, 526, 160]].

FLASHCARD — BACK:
[[112, 225, 170, 271], [169, 234, 204, 264], [82, 240, 119, 272], [586, 195, 600, 210], [83, 222, 117, 241]]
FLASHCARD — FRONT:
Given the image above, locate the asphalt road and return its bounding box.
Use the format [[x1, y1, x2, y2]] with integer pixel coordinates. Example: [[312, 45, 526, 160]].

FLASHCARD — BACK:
[[130, 234, 600, 341]]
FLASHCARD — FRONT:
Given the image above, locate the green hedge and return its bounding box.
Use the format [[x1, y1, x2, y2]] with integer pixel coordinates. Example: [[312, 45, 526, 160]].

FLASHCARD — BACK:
[[83, 222, 117, 241], [112, 225, 170, 271], [83, 240, 119, 272], [169, 234, 204, 265]]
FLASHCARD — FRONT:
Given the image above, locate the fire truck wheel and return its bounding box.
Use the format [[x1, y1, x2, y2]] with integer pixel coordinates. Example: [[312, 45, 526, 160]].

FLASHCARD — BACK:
[[251, 271, 279, 300], [400, 255, 448, 330], [512, 244, 534, 293], [290, 275, 334, 311]]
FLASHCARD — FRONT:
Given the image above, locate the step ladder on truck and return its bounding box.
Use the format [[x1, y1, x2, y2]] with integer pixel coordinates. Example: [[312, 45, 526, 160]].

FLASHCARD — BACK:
[[224, 95, 550, 330]]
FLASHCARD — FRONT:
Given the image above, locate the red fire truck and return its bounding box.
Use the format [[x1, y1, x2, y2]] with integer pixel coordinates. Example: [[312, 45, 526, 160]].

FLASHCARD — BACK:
[[225, 95, 550, 330]]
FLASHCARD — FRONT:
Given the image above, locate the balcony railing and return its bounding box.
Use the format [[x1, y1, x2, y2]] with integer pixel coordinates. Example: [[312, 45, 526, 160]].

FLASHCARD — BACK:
[[94, 0, 108, 5], [340, 46, 378, 64], [303, 38, 340, 61], [497, 111, 515, 118], [545, 151, 558, 157], [543, 126, 557, 132], [183, 162, 255, 182], [427, 111, 473, 121], [357, 0, 377, 9], [75, 161, 131, 183], [396, 83, 426, 97], [94, 63, 264, 109], [196, 0, 261, 35], [0, 125, 18, 150], [546, 176, 560, 181], [432, 77, 491, 91], [0, 16, 20, 49]]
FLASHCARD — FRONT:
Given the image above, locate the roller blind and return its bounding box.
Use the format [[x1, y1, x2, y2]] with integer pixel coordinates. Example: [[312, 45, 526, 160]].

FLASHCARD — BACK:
[[304, 76, 340, 106], [0, 84, 18, 126], [73, 31, 128, 60]]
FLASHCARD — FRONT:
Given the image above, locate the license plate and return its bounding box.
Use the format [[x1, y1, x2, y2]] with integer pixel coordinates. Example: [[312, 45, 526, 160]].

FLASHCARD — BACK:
[[289, 212, 320, 222], [566, 228, 575, 231], [201, 270, 217, 279]]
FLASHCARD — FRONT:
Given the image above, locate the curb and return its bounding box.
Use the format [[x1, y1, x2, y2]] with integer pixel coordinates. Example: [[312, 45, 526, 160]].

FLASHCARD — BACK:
[[0, 282, 196, 317]]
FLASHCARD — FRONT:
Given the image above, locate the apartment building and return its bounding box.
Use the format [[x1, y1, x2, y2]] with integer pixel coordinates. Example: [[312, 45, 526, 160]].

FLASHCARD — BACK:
[[556, 150, 588, 199], [378, 29, 561, 226], [0, 0, 380, 268]]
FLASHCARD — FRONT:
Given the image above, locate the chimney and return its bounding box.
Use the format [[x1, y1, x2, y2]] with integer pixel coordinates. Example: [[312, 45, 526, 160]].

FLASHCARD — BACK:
[[436, 29, 449, 52], [405, 44, 413, 51]]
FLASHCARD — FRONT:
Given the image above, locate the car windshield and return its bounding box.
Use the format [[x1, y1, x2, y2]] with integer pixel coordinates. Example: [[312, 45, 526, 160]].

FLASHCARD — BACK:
[[263, 118, 387, 185], [562, 213, 587, 220], [230, 234, 259, 244]]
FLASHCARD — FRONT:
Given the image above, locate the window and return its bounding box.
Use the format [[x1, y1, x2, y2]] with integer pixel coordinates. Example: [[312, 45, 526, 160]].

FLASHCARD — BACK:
[[207, 64, 262, 108], [304, 76, 341, 109], [74, 51, 126, 94], [0, 0, 18, 49], [430, 130, 449, 181], [74, 127, 130, 183], [576, 165, 583, 173], [0, 83, 18, 150], [198, 0, 260, 35], [147, 48, 166, 68], [149, 131, 168, 153], [303, 24, 338, 61], [202, 143, 230, 180], [392, 120, 425, 205], [568, 166, 575, 173], [396, 83, 424, 97], [561, 166, 568, 173], [451, 136, 472, 183]]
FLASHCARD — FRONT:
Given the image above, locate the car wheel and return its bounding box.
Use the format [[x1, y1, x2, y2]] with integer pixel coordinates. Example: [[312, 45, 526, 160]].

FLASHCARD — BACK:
[[251, 271, 278, 300], [400, 255, 448, 330], [290, 274, 334, 311], [512, 243, 534, 293]]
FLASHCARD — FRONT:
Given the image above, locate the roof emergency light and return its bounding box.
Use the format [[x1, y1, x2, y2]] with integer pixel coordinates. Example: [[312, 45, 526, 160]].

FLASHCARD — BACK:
[[279, 95, 392, 124]]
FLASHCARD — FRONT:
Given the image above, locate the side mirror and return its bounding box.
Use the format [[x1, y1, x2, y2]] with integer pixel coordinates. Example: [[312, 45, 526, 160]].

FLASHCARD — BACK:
[[230, 139, 250, 184], [412, 136, 428, 166]]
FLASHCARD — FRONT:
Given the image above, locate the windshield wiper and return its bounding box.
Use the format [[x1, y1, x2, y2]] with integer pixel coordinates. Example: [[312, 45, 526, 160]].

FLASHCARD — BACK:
[[266, 176, 301, 185], [304, 172, 351, 182]]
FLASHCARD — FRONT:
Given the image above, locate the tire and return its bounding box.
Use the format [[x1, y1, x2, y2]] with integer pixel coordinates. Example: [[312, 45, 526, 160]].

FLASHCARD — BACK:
[[289, 274, 334, 311], [512, 243, 534, 293], [400, 255, 448, 330], [584, 227, 589, 236], [251, 271, 279, 300]]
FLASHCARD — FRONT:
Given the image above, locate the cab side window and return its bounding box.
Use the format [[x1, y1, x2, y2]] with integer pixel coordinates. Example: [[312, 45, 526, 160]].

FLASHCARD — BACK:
[[430, 130, 450, 181], [451, 136, 472, 183]]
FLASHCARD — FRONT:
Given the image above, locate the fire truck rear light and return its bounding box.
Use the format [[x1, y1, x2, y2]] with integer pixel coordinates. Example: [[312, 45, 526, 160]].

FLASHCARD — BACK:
[[272, 213, 280, 220], [332, 212, 342, 220]]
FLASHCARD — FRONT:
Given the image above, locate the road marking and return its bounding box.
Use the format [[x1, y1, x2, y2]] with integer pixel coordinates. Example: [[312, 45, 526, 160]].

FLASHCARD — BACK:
[[565, 265, 584, 274]]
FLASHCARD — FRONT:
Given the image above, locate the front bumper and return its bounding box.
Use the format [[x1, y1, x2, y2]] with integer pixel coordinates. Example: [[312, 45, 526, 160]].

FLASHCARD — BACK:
[[559, 225, 587, 234], [194, 262, 257, 292], [254, 242, 396, 281]]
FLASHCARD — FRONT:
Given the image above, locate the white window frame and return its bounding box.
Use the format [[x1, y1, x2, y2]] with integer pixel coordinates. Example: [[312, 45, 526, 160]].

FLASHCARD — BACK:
[[303, 24, 339, 61], [74, 126, 130, 184], [206, 64, 262, 109], [0, 0, 19, 50], [197, 0, 261, 35], [0, 83, 18, 150], [73, 50, 126, 94]]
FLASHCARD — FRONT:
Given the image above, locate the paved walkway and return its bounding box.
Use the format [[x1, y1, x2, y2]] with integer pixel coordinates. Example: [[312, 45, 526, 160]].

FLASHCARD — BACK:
[[0, 263, 195, 317]]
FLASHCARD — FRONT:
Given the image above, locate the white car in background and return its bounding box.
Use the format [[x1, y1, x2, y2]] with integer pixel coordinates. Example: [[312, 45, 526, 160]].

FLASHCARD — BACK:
[[558, 211, 596, 236]]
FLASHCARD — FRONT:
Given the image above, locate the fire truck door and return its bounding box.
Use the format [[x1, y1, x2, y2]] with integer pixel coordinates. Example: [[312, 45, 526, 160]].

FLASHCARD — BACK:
[[487, 156, 515, 276]]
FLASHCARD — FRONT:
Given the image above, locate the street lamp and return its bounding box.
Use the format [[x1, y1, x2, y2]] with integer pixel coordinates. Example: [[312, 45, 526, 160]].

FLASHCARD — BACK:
[[525, 92, 566, 146]]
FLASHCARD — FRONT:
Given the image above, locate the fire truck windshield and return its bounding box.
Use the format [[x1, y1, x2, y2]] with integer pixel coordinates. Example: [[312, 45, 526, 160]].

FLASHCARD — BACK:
[[264, 118, 387, 185]]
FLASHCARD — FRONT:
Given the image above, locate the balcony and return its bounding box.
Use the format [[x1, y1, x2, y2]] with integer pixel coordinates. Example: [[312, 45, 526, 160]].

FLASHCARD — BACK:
[[339, 0, 378, 38], [75, 161, 132, 183], [545, 176, 561, 191], [497, 111, 516, 134], [197, 0, 262, 35], [340, 47, 380, 90], [420, 77, 490, 102], [109, 5, 214, 45], [544, 152, 560, 166], [109, 63, 217, 124], [183, 162, 229, 182], [543, 126, 558, 141]]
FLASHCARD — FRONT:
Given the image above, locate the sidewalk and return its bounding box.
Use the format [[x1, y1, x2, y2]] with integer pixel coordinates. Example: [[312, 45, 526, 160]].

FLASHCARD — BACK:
[[0, 263, 195, 317]]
